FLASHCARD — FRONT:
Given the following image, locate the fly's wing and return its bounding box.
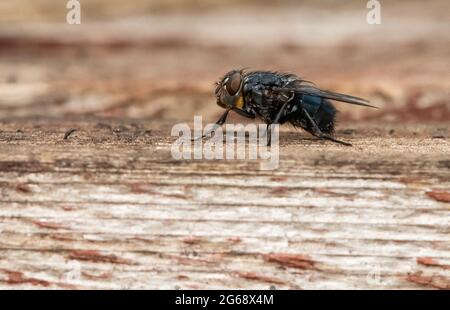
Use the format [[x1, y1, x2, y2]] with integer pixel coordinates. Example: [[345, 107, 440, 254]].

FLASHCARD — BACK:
[[274, 84, 377, 108]]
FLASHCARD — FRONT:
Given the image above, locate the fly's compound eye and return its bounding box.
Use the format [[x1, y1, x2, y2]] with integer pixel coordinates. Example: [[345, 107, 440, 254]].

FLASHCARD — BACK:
[[224, 72, 242, 96], [214, 83, 221, 97]]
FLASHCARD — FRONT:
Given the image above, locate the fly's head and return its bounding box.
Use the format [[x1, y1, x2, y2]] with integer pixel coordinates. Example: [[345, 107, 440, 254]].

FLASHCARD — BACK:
[[214, 69, 245, 110]]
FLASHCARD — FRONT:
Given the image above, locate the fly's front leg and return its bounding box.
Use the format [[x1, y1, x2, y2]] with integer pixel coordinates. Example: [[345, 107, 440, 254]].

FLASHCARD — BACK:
[[302, 108, 352, 146], [191, 109, 230, 141]]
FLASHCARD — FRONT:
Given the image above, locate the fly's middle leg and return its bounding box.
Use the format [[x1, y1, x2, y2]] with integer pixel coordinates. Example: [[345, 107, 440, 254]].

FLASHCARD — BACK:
[[266, 100, 292, 146]]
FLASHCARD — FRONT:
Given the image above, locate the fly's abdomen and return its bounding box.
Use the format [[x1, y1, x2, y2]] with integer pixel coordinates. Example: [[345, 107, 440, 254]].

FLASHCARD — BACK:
[[313, 99, 336, 133], [291, 95, 336, 133]]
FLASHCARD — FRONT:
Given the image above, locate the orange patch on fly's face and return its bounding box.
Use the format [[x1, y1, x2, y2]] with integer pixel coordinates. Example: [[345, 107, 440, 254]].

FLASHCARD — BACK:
[[235, 95, 244, 109]]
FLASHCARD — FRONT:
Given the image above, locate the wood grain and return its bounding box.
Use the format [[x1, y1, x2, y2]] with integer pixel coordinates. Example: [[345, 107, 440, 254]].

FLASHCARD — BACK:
[[0, 118, 448, 289]]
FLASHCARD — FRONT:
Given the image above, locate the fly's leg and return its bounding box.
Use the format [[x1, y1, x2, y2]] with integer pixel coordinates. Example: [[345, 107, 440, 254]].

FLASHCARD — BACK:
[[266, 124, 272, 146], [261, 123, 270, 138], [191, 109, 230, 141], [266, 99, 291, 146], [302, 108, 352, 146]]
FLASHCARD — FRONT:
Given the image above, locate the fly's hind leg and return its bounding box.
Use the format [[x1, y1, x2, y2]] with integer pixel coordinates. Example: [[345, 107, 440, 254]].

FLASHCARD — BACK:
[[302, 108, 352, 146]]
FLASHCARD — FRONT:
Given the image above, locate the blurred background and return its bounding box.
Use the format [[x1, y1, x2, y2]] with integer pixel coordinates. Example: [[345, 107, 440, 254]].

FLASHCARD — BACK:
[[0, 0, 449, 124]]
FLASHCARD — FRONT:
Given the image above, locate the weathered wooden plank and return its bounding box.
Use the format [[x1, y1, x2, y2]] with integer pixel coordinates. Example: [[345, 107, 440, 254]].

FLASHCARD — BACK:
[[0, 118, 449, 290]]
